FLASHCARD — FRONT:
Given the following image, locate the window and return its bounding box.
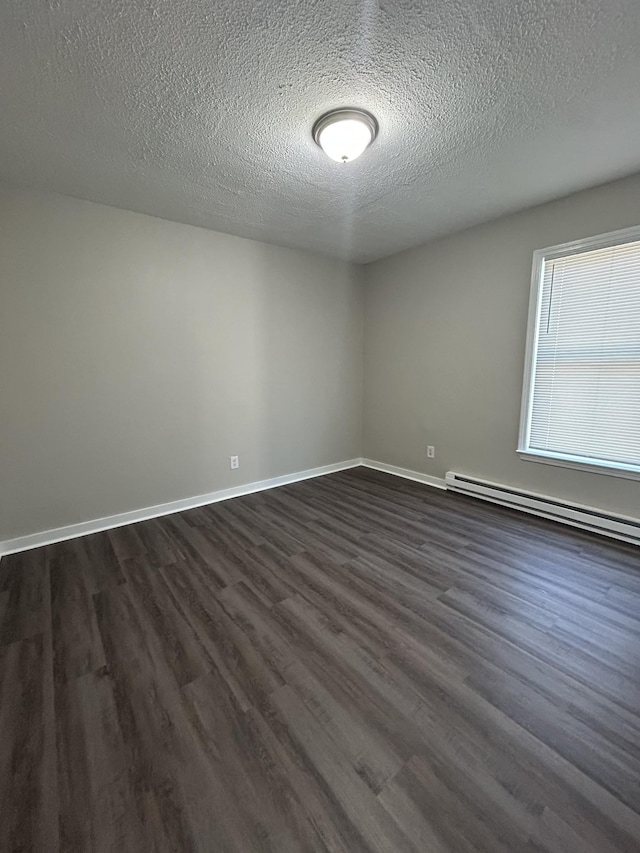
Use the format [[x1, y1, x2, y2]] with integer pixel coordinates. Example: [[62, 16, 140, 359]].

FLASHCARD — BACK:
[[518, 226, 640, 480]]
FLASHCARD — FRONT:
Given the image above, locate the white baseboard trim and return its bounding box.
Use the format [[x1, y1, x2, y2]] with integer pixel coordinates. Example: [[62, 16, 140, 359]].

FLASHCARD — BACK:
[[360, 459, 446, 490], [0, 459, 363, 557], [9, 455, 627, 558]]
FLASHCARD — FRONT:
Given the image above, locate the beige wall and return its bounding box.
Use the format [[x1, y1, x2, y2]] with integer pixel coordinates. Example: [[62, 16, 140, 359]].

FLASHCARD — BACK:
[[363, 173, 640, 519], [0, 187, 363, 540]]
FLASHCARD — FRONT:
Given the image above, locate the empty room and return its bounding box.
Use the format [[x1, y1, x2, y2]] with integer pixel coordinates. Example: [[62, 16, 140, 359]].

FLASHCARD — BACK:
[[1, 1, 639, 851]]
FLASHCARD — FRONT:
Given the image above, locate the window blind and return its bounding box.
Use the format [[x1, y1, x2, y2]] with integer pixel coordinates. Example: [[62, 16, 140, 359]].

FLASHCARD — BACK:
[[526, 238, 640, 471]]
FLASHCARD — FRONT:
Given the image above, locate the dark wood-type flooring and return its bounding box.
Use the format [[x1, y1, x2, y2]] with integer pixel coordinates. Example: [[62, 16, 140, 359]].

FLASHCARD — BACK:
[[1, 467, 640, 852]]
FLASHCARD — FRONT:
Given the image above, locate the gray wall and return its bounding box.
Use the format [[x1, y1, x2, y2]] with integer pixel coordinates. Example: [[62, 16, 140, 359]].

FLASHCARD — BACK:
[[4, 172, 639, 543], [363, 173, 640, 519], [0, 187, 363, 540]]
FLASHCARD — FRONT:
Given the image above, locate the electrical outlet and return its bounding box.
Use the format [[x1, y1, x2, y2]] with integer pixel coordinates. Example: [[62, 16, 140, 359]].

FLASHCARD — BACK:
[[427, 445, 435, 459], [230, 455, 239, 470]]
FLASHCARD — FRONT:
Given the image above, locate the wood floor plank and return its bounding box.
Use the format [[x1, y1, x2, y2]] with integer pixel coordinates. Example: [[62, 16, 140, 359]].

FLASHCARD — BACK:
[[0, 549, 48, 645], [73, 531, 126, 594], [271, 683, 418, 853], [182, 667, 328, 852], [50, 544, 106, 683], [0, 634, 58, 853], [281, 658, 404, 795], [133, 517, 185, 569], [0, 467, 639, 852], [54, 668, 147, 852]]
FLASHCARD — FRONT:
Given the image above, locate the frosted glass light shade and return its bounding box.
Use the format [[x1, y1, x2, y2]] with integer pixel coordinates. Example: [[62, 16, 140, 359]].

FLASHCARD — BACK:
[[313, 109, 378, 163]]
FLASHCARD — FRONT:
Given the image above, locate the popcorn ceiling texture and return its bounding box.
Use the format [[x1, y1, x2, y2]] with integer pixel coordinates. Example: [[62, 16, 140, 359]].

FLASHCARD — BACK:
[[1, 0, 640, 263]]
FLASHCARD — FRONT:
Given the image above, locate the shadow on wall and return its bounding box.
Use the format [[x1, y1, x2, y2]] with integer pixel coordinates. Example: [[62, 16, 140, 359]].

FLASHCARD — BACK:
[[252, 242, 363, 482]]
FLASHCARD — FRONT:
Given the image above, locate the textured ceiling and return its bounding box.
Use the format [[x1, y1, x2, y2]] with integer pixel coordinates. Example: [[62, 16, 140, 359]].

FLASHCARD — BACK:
[[2, 0, 640, 263]]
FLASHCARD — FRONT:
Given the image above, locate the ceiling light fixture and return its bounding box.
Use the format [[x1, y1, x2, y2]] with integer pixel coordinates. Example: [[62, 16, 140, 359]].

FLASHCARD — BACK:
[[313, 108, 378, 164]]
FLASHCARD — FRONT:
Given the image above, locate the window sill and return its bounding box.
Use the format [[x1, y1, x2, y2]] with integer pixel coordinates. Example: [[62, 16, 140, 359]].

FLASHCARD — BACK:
[[517, 449, 640, 482]]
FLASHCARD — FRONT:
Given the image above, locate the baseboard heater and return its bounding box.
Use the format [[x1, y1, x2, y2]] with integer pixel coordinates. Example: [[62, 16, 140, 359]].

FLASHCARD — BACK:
[[445, 471, 640, 546]]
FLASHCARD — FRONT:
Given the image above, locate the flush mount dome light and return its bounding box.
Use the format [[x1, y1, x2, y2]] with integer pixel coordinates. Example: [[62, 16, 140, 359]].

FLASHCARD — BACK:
[[313, 108, 378, 163]]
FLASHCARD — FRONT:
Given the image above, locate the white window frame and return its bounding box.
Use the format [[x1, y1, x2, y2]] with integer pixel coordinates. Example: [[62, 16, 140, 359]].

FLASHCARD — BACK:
[[517, 223, 640, 482]]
